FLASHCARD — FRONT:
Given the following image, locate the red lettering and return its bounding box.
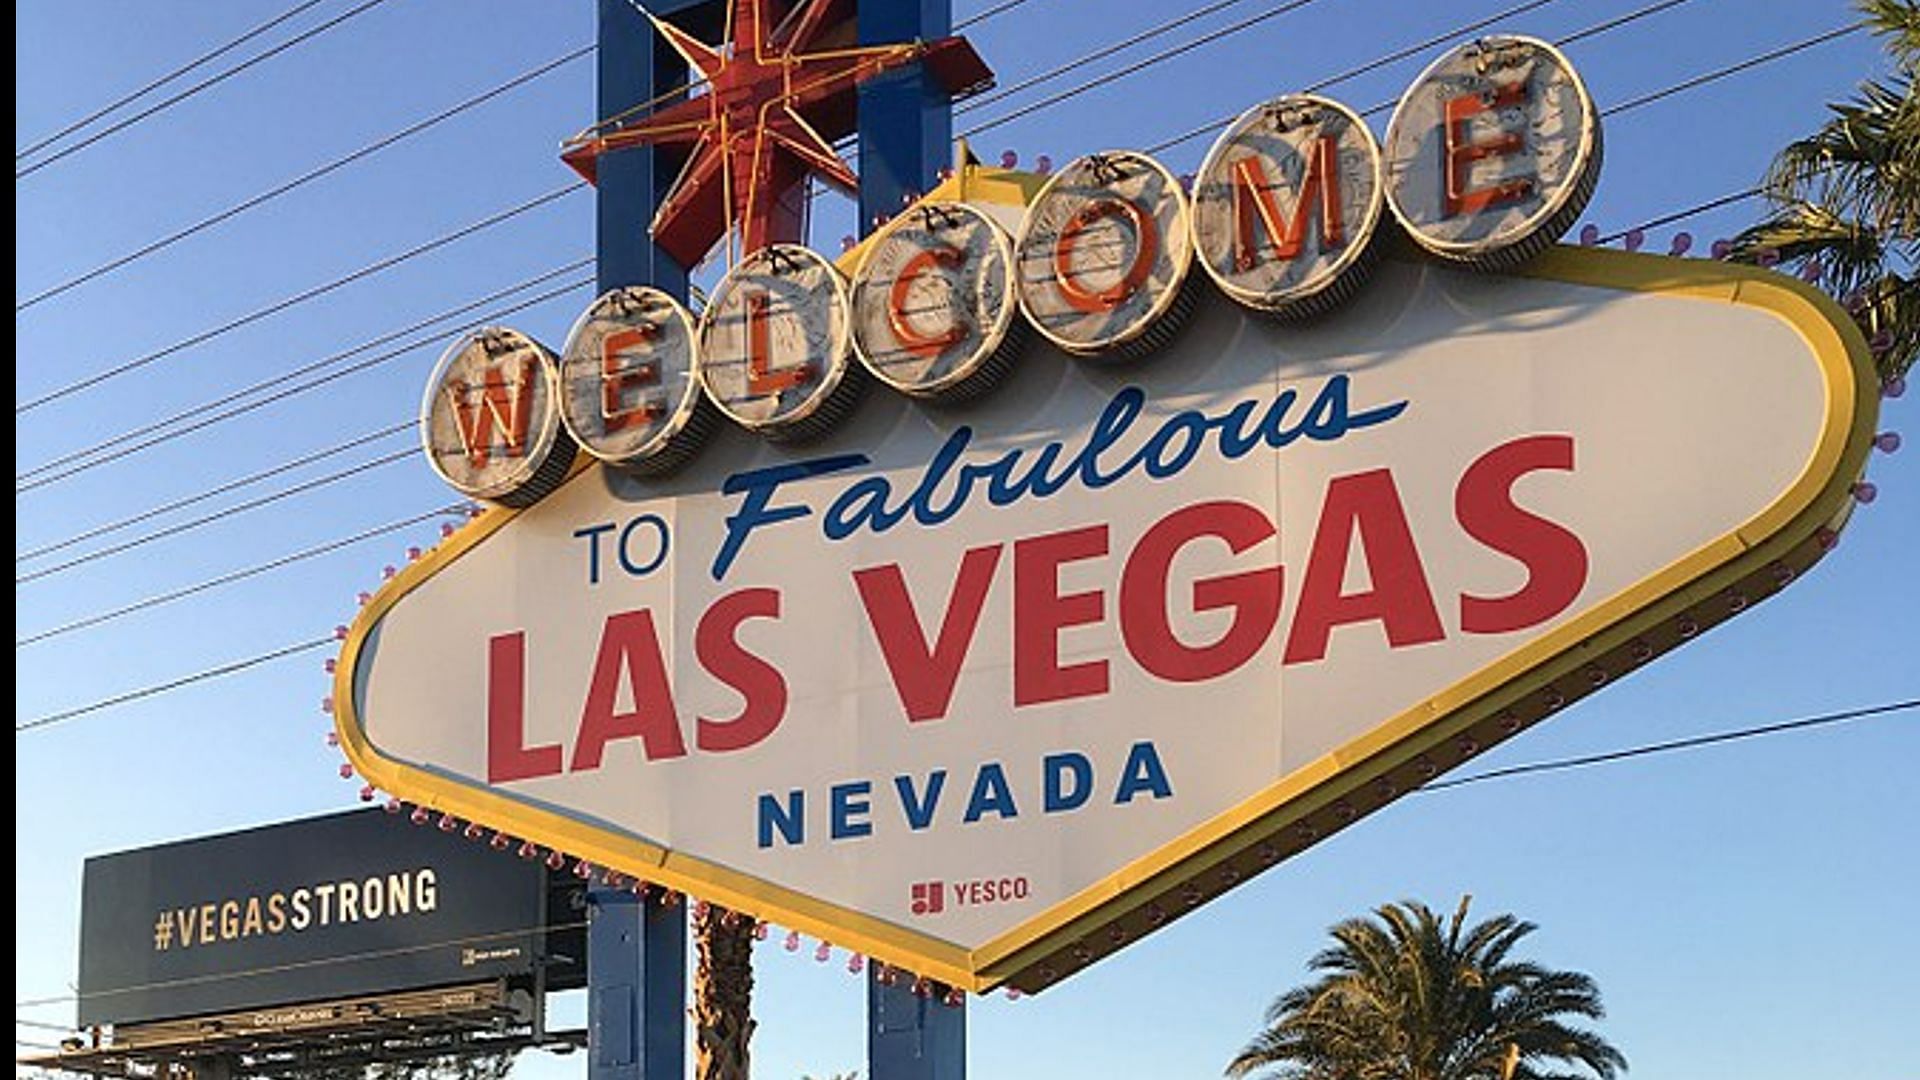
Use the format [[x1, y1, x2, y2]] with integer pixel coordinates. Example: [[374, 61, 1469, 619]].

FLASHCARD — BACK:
[[573, 610, 686, 769], [1283, 469, 1444, 664], [600, 325, 661, 433], [1232, 142, 1344, 270], [1456, 435, 1587, 633], [694, 588, 788, 752], [486, 631, 562, 782], [1014, 525, 1110, 706], [1052, 199, 1159, 313], [887, 245, 970, 359], [1120, 501, 1282, 683], [1443, 82, 1533, 218], [448, 355, 536, 468], [855, 546, 1003, 722], [746, 290, 811, 395]]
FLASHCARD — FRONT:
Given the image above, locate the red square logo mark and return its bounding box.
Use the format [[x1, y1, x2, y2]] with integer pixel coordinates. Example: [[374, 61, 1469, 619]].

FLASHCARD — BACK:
[[910, 881, 944, 916]]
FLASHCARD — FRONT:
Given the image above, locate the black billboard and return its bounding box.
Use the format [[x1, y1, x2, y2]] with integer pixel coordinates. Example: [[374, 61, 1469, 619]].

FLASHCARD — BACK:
[[77, 808, 571, 1027]]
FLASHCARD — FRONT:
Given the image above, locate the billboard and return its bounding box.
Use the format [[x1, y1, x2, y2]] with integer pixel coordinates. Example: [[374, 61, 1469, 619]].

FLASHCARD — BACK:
[[77, 808, 562, 1027], [338, 38, 1878, 993]]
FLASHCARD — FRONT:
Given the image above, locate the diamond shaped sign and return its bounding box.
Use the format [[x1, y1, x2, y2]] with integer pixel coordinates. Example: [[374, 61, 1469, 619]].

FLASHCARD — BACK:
[[336, 218, 1875, 993]]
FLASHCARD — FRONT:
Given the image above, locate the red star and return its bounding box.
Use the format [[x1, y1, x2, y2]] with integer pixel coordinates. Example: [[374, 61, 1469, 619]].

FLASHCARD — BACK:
[[562, 0, 992, 266]]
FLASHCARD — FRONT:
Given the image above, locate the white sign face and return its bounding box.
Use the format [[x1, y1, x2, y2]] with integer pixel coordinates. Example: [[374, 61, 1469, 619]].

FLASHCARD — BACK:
[[347, 245, 1871, 993], [419, 327, 576, 507], [851, 201, 1023, 400], [558, 287, 713, 475], [1385, 36, 1599, 267], [1192, 94, 1385, 317], [699, 244, 863, 443], [1016, 151, 1195, 357]]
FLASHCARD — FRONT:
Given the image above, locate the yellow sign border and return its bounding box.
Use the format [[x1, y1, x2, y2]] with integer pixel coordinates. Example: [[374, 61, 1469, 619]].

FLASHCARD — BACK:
[[335, 177, 1876, 994]]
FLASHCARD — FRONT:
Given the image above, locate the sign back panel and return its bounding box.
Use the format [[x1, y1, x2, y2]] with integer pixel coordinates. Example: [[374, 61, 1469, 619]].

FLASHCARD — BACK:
[[338, 247, 1874, 993], [78, 809, 552, 1026]]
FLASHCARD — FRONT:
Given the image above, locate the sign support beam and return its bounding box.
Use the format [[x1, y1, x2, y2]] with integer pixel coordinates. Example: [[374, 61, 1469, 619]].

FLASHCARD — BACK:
[[588, 891, 687, 1080], [868, 971, 966, 1080], [595, 0, 696, 298], [856, 0, 953, 235]]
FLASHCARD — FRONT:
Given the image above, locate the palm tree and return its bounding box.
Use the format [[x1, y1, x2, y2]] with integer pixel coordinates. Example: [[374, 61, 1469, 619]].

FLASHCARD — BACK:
[[693, 902, 756, 1080], [1730, 0, 1918, 381], [1226, 897, 1626, 1080]]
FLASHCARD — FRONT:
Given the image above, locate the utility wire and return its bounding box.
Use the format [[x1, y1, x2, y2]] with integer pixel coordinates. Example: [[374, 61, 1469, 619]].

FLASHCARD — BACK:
[[16, 422, 413, 564], [15, 448, 416, 587], [14, 637, 337, 733], [15, 506, 463, 648], [1597, 186, 1764, 244], [15, 183, 586, 415], [960, 0, 1374, 139], [956, 0, 1261, 116], [16, 44, 594, 312], [1420, 699, 1918, 791], [14, 0, 398, 181], [1603, 21, 1862, 116], [956, 0, 1041, 31], [16, 259, 592, 491], [9, 0, 1791, 499], [13, 274, 593, 497], [15, 0, 331, 162]]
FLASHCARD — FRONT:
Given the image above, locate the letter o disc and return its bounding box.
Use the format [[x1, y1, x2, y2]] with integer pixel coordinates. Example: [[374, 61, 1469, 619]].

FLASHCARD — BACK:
[[1384, 36, 1600, 269], [700, 244, 865, 442], [419, 326, 576, 507], [1192, 94, 1386, 319], [558, 286, 716, 476], [851, 201, 1025, 401], [1015, 150, 1198, 360]]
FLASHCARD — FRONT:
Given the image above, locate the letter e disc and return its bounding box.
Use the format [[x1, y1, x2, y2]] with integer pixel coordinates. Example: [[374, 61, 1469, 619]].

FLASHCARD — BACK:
[[1192, 94, 1385, 320], [851, 201, 1026, 401], [1384, 36, 1600, 269], [1016, 150, 1198, 360], [700, 244, 866, 443], [419, 326, 575, 507], [558, 286, 717, 476]]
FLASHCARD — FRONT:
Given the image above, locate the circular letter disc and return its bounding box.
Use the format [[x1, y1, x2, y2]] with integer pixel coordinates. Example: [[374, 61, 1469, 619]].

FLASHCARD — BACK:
[[1192, 94, 1385, 319], [700, 244, 864, 443], [420, 327, 576, 507], [851, 201, 1024, 401], [558, 286, 715, 475], [1383, 35, 1600, 268], [1015, 150, 1197, 359]]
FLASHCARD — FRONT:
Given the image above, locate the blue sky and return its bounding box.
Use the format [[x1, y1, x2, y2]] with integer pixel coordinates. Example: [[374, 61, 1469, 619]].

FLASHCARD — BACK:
[[14, 1, 1918, 1078]]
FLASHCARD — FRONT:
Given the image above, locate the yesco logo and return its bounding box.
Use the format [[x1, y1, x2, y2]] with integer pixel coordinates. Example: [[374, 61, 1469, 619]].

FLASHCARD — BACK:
[[910, 877, 1031, 917]]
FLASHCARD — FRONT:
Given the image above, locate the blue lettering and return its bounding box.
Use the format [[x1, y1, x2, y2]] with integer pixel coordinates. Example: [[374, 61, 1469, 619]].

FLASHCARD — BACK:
[[963, 763, 1019, 823], [824, 476, 904, 539], [757, 791, 804, 848], [617, 514, 669, 577], [1043, 752, 1093, 812], [830, 781, 872, 840], [715, 455, 866, 580], [909, 430, 978, 526], [573, 523, 616, 585], [1114, 741, 1173, 804], [894, 771, 947, 831]]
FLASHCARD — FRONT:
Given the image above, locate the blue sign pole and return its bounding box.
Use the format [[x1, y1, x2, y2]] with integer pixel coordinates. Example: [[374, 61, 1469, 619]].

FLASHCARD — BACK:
[[586, 2, 704, 1079], [868, 971, 966, 1080]]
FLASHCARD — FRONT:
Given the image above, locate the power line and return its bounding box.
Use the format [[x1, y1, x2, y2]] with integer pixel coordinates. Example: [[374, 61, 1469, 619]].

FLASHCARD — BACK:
[[955, 0, 1042, 31], [1597, 186, 1765, 244], [1602, 21, 1862, 116], [15, 44, 595, 312], [959, 0, 1377, 139], [16, 422, 413, 564], [1144, 0, 1569, 153], [957, 0, 1262, 117], [15, 259, 592, 491], [15, 636, 337, 734], [15, 506, 464, 649], [14, 0, 398, 181], [14, 183, 586, 415], [15, 0, 332, 162], [1419, 699, 1918, 792], [15, 448, 416, 587]]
